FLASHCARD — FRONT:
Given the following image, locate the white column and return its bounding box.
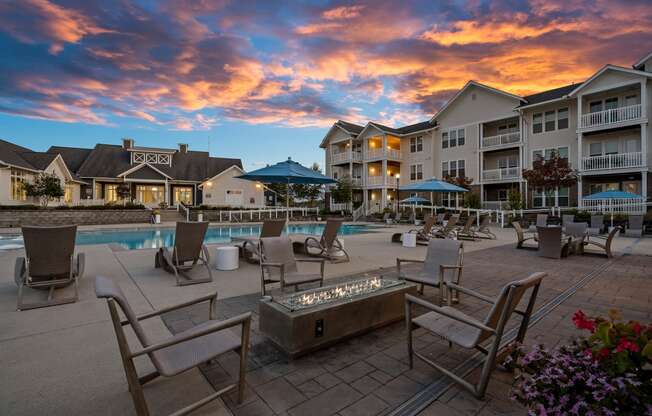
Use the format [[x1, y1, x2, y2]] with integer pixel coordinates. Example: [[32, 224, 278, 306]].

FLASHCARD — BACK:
[[642, 172, 648, 201], [381, 188, 387, 210], [577, 95, 583, 209], [91, 178, 96, 200]]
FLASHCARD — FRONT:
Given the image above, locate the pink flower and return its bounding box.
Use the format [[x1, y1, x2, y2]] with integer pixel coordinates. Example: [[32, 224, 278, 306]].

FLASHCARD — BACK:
[[615, 339, 639, 353], [572, 310, 596, 332], [631, 322, 642, 335]]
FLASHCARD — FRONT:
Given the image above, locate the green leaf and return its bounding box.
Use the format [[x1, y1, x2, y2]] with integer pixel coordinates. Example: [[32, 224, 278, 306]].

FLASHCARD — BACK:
[[642, 341, 652, 359]]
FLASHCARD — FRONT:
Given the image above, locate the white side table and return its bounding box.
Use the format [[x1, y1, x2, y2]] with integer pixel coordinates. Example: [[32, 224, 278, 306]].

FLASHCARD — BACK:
[[402, 233, 417, 248], [216, 246, 239, 271]]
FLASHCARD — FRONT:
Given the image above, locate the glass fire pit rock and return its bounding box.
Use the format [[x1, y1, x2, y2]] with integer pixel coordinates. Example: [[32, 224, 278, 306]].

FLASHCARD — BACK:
[[276, 277, 404, 312]]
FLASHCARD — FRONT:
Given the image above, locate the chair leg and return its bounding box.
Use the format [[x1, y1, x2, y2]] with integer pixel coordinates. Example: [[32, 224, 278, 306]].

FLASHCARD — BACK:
[[405, 302, 413, 369], [239, 319, 251, 404]]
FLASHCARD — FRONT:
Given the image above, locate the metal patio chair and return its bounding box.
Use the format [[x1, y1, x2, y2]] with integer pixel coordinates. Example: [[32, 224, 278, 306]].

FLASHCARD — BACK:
[[625, 215, 644, 238], [15, 225, 85, 311], [236, 219, 286, 263], [397, 239, 463, 305], [455, 216, 477, 241], [95, 276, 251, 416], [155, 221, 212, 286], [473, 215, 496, 240], [304, 218, 349, 262], [587, 215, 604, 236], [528, 214, 548, 232], [405, 272, 546, 399], [432, 214, 460, 239], [512, 222, 536, 249], [260, 236, 325, 295], [585, 226, 620, 258], [537, 226, 570, 259]]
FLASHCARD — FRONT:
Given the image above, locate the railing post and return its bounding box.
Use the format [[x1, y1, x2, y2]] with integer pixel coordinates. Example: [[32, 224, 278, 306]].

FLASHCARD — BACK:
[[500, 211, 505, 228]]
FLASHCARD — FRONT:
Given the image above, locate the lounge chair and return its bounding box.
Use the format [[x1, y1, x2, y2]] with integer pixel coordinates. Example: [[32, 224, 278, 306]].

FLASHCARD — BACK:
[[584, 226, 620, 258], [405, 272, 546, 399], [537, 226, 570, 259], [564, 222, 587, 254], [472, 215, 496, 239], [382, 212, 395, 224], [15, 225, 84, 311], [236, 219, 286, 263], [397, 239, 463, 305], [304, 218, 349, 262], [95, 276, 251, 416], [432, 214, 459, 239], [455, 216, 476, 241], [528, 214, 548, 232], [513, 222, 536, 249], [260, 236, 325, 295], [393, 215, 437, 245], [434, 213, 446, 225], [561, 214, 574, 233], [587, 215, 604, 236], [155, 221, 212, 286], [624, 215, 644, 238]]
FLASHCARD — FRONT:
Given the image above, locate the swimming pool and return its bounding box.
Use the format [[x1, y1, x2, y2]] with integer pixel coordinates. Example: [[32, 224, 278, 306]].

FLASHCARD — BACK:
[[0, 223, 375, 250]]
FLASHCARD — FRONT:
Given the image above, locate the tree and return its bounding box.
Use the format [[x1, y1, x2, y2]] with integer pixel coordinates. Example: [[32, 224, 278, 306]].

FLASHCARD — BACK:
[[330, 177, 353, 204], [22, 172, 65, 207], [507, 188, 524, 210], [292, 163, 323, 207], [463, 192, 481, 209], [522, 152, 577, 207]]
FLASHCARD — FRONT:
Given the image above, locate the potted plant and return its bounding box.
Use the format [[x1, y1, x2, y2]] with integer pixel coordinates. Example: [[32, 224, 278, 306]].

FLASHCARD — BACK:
[[197, 209, 204, 222]]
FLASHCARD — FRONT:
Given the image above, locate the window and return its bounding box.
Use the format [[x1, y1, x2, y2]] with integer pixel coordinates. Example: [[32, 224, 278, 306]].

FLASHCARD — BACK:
[[410, 136, 423, 153], [458, 160, 465, 178], [443, 160, 464, 178], [604, 141, 618, 155], [533, 187, 569, 207], [557, 147, 569, 160], [589, 101, 602, 113], [105, 184, 118, 202], [158, 154, 170, 165], [410, 164, 423, 180], [442, 161, 449, 178], [442, 128, 464, 147], [604, 97, 618, 110], [442, 192, 456, 207], [146, 153, 157, 163], [449, 160, 457, 177], [557, 108, 568, 129], [64, 183, 74, 203], [533, 113, 543, 134], [133, 153, 145, 163], [449, 130, 457, 148], [136, 185, 165, 204], [624, 95, 638, 107], [532, 150, 543, 161], [442, 132, 449, 149], [457, 129, 465, 146], [174, 187, 193, 205], [558, 187, 569, 207], [589, 143, 602, 157], [533, 146, 568, 164], [10, 169, 28, 201], [544, 111, 556, 132]]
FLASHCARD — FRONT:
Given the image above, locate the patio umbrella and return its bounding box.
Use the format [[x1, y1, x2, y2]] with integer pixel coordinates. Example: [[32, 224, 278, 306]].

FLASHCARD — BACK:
[[399, 196, 430, 205], [236, 158, 336, 221], [400, 178, 468, 205], [583, 190, 643, 227]]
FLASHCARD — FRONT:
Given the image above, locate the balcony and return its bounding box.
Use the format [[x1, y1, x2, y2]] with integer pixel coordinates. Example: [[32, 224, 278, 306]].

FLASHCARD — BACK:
[[582, 152, 643, 171], [365, 148, 401, 160], [580, 104, 642, 130], [482, 167, 520, 182], [366, 176, 387, 186], [581, 197, 646, 214], [482, 201, 510, 210], [481, 132, 521, 149], [332, 151, 362, 164], [351, 177, 363, 187]]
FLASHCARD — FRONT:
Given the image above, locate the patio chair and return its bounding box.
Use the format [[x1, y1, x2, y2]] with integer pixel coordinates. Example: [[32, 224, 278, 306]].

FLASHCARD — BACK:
[[624, 215, 644, 238], [383, 212, 395, 224], [455, 216, 477, 241], [472, 215, 496, 240], [584, 226, 620, 258], [432, 214, 459, 239], [587, 215, 604, 236], [260, 236, 325, 295], [95, 276, 251, 416], [15, 225, 84, 311], [537, 226, 570, 259], [512, 222, 536, 249], [434, 213, 446, 225], [237, 219, 286, 263], [564, 222, 588, 254], [398, 215, 437, 244], [528, 214, 548, 232], [405, 272, 546, 399], [397, 239, 463, 305], [155, 221, 212, 286], [304, 218, 349, 262], [561, 214, 574, 232]]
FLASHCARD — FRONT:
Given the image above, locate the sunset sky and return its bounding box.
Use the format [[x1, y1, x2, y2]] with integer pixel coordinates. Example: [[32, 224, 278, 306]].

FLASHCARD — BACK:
[[1, 0, 651, 169]]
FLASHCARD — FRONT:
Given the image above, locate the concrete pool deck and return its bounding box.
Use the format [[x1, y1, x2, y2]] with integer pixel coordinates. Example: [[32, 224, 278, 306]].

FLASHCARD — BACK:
[[0, 222, 650, 415]]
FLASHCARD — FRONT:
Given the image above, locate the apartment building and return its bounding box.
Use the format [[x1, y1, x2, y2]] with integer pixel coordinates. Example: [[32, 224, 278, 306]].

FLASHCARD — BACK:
[[321, 51, 652, 214]]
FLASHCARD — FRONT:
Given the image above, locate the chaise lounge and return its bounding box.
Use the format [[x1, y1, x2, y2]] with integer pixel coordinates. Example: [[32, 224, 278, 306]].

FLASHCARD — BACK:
[[304, 218, 349, 262], [155, 221, 212, 286]]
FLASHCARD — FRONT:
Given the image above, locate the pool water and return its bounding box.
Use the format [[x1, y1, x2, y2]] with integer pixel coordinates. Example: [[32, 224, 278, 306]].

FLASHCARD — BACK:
[[0, 223, 374, 251]]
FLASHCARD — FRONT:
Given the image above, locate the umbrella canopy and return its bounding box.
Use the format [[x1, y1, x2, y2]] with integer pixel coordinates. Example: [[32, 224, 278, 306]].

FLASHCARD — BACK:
[[236, 158, 336, 220], [399, 178, 468, 193], [399, 196, 430, 204], [583, 190, 642, 200]]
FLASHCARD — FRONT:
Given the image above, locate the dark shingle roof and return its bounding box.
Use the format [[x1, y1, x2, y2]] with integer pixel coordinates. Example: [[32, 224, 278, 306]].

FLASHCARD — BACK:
[[48, 146, 92, 172], [335, 120, 364, 135], [369, 120, 435, 136], [18, 152, 58, 170], [520, 84, 580, 107], [0, 139, 37, 170]]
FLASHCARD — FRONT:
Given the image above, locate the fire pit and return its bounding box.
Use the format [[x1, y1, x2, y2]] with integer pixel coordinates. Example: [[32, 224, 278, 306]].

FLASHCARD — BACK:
[[259, 277, 417, 358]]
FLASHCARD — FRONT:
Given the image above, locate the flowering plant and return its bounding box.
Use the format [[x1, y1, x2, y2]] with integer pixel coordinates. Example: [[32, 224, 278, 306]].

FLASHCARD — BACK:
[[511, 310, 652, 415]]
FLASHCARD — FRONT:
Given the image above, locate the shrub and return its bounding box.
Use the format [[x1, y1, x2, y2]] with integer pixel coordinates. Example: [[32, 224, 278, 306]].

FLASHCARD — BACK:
[[511, 309, 652, 415], [463, 192, 481, 209]]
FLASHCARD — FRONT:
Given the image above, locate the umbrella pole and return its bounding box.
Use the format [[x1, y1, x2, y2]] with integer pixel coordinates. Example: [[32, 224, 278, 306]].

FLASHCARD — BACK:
[[286, 180, 290, 223]]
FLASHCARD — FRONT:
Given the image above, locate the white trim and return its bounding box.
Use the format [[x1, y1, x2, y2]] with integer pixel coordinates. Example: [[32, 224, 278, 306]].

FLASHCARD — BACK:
[[117, 162, 173, 179], [517, 96, 572, 110], [0, 160, 41, 174], [430, 80, 525, 122], [319, 121, 362, 148], [198, 165, 245, 189], [568, 65, 652, 97], [633, 50, 652, 70]]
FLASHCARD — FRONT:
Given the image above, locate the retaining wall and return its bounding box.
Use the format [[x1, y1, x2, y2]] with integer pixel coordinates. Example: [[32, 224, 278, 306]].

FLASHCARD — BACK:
[[0, 210, 151, 228]]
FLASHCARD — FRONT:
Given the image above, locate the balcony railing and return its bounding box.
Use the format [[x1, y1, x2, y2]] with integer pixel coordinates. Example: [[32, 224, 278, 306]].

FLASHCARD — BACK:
[[580, 104, 642, 129], [351, 177, 363, 186], [332, 151, 362, 164], [330, 202, 351, 212], [482, 201, 510, 210], [481, 132, 521, 148], [482, 167, 520, 182], [581, 197, 646, 214], [366, 176, 387, 186], [582, 152, 643, 171], [365, 148, 401, 160]]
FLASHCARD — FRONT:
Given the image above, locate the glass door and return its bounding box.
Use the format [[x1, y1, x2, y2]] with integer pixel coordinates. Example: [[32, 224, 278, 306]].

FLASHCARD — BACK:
[[173, 187, 193, 205]]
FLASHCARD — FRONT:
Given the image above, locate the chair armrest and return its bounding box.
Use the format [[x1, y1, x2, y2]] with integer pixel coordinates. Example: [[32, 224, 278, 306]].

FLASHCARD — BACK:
[[123, 292, 218, 325], [296, 258, 326, 264], [397, 258, 424, 264], [439, 264, 462, 271], [14, 257, 26, 285], [75, 252, 85, 278], [405, 294, 495, 333], [201, 244, 210, 263], [444, 282, 494, 303], [131, 312, 252, 358]]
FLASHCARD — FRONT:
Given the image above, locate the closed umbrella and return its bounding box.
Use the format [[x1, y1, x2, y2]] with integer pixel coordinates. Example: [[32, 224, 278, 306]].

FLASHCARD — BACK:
[[236, 158, 336, 221], [583, 190, 643, 227]]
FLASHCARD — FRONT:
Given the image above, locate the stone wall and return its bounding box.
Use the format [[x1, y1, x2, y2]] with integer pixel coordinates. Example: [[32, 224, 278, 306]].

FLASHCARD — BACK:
[[0, 210, 151, 228]]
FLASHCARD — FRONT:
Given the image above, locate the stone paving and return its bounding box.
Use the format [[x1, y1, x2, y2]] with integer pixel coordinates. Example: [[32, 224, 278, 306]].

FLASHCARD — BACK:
[[160, 241, 649, 416]]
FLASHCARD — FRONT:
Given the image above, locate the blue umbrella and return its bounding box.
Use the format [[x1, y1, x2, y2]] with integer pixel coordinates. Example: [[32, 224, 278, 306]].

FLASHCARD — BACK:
[[399, 178, 468, 193], [236, 158, 336, 220], [399, 196, 430, 204], [583, 190, 641, 200]]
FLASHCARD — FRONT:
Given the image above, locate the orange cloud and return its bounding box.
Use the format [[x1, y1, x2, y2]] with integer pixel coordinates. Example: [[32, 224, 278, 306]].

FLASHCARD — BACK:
[[322, 5, 365, 20]]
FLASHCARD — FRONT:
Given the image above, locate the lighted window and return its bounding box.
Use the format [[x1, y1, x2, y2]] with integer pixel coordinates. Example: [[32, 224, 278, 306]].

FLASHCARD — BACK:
[[64, 183, 74, 203], [105, 184, 118, 202], [10, 169, 28, 201]]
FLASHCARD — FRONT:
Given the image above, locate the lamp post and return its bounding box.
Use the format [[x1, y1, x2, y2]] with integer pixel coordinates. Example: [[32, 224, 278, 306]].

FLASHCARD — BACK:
[[395, 173, 400, 212]]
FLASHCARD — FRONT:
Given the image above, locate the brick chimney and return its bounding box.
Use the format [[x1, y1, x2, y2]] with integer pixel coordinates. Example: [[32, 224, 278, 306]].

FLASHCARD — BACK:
[[179, 143, 188, 153], [122, 138, 134, 149]]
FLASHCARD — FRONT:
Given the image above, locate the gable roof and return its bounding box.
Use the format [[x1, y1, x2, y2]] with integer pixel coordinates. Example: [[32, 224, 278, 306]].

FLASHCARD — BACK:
[[319, 120, 365, 148], [568, 65, 652, 97], [47, 146, 92, 172], [430, 81, 525, 122], [18, 152, 58, 170], [633, 50, 652, 70], [0, 139, 40, 171], [118, 163, 173, 180], [517, 83, 578, 109], [199, 165, 246, 188]]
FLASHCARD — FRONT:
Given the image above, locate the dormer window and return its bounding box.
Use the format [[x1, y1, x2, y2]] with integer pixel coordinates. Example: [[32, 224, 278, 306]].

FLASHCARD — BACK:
[[131, 152, 172, 166], [146, 154, 157, 163], [133, 153, 145, 163], [158, 154, 170, 164]]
